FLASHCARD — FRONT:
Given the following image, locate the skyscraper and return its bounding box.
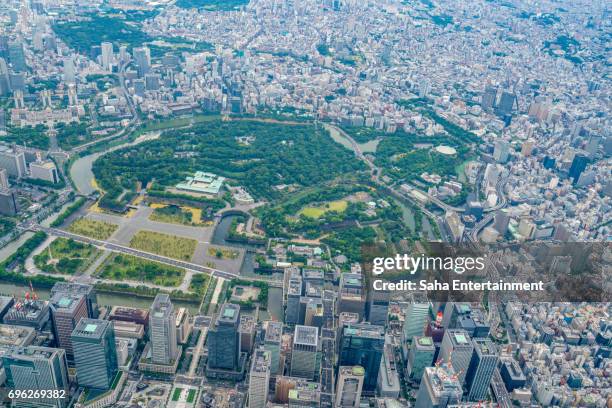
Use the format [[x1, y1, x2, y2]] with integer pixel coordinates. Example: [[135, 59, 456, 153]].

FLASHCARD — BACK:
[[367, 288, 390, 326], [569, 154, 588, 184], [403, 302, 430, 344], [100, 42, 114, 71], [133, 47, 151, 77], [0, 57, 10, 95], [0, 146, 27, 178], [338, 272, 366, 319], [336, 366, 365, 407], [290, 325, 318, 380], [407, 336, 435, 383], [339, 323, 385, 393], [264, 320, 282, 375], [0, 168, 9, 189], [481, 86, 497, 111], [50, 282, 97, 319], [497, 91, 516, 116], [248, 348, 271, 408], [493, 140, 510, 163], [464, 339, 498, 401], [208, 303, 241, 371], [8, 40, 27, 72], [63, 56, 75, 83], [285, 271, 302, 325], [149, 293, 178, 365], [49, 292, 88, 360], [414, 365, 463, 408], [2, 346, 69, 408], [71, 318, 118, 390], [438, 329, 473, 384]]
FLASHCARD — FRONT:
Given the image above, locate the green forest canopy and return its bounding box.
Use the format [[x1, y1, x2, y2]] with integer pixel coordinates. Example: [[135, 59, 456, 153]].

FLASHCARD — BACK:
[[93, 120, 365, 201]]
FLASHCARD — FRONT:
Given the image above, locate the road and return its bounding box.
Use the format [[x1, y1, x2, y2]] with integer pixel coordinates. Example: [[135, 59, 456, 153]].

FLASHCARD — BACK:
[[24, 223, 283, 288], [491, 368, 512, 408]]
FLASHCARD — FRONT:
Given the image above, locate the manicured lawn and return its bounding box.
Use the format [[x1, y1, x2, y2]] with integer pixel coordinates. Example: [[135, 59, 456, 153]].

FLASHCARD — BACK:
[[129, 230, 196, 261], [298, 200, 348, 219], [33, 238, 101, 275], [186, 389, 196, 403], [171, 387, 182, 402], [68, 218, 118, 240], [98, 254, 185, 287]]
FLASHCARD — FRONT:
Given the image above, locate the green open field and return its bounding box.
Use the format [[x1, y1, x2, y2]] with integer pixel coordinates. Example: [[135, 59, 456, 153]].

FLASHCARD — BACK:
[[98, 254, 185, 287], [33, 238, 101, 275], [207, 247, 239, 260], [171, 387, 182, 402], [129, 230, 197, 261], [68, 218, 118, 240], [186, 389, 196, 403], [297, 200, 348, 219]]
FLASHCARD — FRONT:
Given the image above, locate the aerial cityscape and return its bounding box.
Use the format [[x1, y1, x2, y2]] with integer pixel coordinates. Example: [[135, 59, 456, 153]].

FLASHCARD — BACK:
[[0, 0, 609, 407]]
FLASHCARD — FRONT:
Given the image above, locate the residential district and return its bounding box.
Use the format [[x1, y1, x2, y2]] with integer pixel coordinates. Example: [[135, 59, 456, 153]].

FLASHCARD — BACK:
[[0, 0, 609, 407]]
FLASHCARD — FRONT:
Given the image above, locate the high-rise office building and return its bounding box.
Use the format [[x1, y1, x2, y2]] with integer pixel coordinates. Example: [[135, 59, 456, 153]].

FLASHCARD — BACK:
[[0, 146, 27, 178], [569, 154, 588, 184], [100, 42, 114, 71], [481, 86, 497, 111], [290, 325, 318, 380], [493, 140, 510, 163], [403, 302, 430, 344], [494, 209, 510, 235], [464, 339, 498, 401], [499, 359, 526, 392], [285, 271, 302, 325], [71, 318, 118, 390], [407, 336, 435, 383], [208, 303, 241, 371], [439, 329, 473, 384], [249, 348, 271, 408], [0, 57, 10, 95], [339, 323, 385, 392], [30, 160, 60, 184], [50, 282, 97, 319], [497, 91, 516, 116], [264, 320, 282, 375], [2, 346, 69, 408], [367, 288, 390, 326], [50, 292, 88, 359], [338, 272, 366, 319], [149, 293, 178, 365], [8, 40, 27, 72], [133, 47, 151, 77], [414, 365, 463, 408], [0, 187, 18, 216], [336, 366, 365, 407], [0, 167, 9, 189], [63, 56, 75, 83]]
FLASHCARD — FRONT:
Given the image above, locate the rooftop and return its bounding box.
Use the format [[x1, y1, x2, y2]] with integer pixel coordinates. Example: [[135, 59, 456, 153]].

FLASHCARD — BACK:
[[50, 292, 84, 313], [343, 323, 385, 340], [264, 321, 282, 344], [72, 318, 111, 339], [294, 325, 319, 346], [175, 171, 225, 195], [0, 324, 35, 348]]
